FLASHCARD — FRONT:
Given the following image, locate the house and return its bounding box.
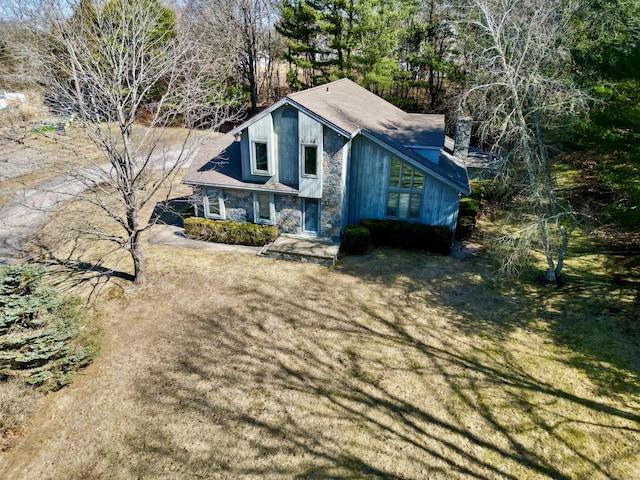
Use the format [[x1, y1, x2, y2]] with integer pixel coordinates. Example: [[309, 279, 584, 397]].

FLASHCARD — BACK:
[[183, 78, 471, 241]]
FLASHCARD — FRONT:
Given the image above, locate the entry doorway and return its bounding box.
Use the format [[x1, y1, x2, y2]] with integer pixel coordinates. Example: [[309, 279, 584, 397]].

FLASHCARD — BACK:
[[302, 198, 320, 234]]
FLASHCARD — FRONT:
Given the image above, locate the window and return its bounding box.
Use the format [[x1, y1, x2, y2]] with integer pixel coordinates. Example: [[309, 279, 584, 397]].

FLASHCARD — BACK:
[[386, 157, 424, 220], [302, 145, 318, 176], [252, 141, 271, 175], [203, 188, 225, 219], [253, 192, 274, 225]]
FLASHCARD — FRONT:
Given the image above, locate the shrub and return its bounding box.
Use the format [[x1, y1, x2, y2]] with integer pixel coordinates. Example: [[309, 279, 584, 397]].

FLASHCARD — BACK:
[[360, 219, 453, 254], [341, 225, 371, 255], [456, 196, 481, 241], [473, 179, 515, 205], [184, 217, 278, 246], [0, 264, 98, 391], [459, 196, 480, 218]]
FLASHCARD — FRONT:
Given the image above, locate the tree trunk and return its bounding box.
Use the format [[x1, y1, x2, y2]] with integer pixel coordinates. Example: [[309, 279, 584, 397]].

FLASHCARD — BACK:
[[130, 232, 146, 286], [127, 206, 146, 285]]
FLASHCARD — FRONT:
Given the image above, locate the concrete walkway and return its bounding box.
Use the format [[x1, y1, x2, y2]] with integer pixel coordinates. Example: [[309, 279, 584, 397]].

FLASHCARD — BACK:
[[147, 226, 341, 265], [260, 233, 341, 266]]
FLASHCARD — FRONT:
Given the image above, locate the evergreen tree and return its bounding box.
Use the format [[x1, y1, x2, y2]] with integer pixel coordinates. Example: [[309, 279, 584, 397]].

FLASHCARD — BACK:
[[0, 265, 98, 391]]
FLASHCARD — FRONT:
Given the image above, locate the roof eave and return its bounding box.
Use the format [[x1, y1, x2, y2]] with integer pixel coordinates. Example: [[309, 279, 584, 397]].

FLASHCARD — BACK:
[[228, 98, 289, 136], [359, 130, 470, 194], [182, 179, 299, 195]]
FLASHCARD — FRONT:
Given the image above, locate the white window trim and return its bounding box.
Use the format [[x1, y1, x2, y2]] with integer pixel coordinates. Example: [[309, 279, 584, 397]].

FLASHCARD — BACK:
[[253, 192, 275, 225], [250, 140, 273, 176], [203, 188, 225, 220], [300, 143, 319, 178]]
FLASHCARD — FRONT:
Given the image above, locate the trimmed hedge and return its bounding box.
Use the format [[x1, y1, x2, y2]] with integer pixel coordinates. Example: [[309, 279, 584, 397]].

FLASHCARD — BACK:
[[456, 196, 481, 241], [184, 217, 278, 246], [360, 219, 453, 254], [341, 225, 371, 255]]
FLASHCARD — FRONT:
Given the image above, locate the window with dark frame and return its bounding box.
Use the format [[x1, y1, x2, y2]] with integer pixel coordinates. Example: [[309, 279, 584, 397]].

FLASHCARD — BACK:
[[386, 157, 424, 219], [303, 145, 318, 176], [254, 142, 269, 172]]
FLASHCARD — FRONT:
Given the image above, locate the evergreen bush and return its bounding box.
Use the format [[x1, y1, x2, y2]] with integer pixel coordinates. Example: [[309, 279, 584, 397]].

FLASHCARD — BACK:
[[360, 219, 453, 254], [184, 217, 278, 246], [456, 196, 481, 241], [0, 264, 98, 391], [341, 225, 371, 255]]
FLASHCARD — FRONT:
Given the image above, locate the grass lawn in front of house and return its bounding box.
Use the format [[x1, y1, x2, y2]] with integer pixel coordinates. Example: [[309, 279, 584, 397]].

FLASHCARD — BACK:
[[0, 231, 638, 479]]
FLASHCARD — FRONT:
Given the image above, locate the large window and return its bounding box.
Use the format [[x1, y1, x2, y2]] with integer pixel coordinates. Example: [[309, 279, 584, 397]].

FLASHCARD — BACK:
[[302, 145, 318, 176], [253, 192, 275, 225], [251, 141, 271, 175], [386, 157, 424, 219], [204, 188, 225, 219]]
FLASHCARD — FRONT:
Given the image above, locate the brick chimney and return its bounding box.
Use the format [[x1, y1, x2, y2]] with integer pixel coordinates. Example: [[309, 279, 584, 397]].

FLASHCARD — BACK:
[[453, 117, 473, 163]]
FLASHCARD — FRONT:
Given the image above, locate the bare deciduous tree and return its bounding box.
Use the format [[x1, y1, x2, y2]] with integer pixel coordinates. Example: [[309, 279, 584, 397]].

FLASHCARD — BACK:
[[456, 0, 589, 283], [0, 0, 45, 89], [186, 0, 282, 111], [35, 0, 244, 285]]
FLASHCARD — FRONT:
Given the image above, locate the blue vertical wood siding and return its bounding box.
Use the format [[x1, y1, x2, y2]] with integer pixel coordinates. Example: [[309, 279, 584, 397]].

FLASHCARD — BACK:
[[298, 112, 323, 198], [348, 136, 389, 224], [242, 114, 275, 182], [273, 106, 299, 186], [348, 136, 460, 230]]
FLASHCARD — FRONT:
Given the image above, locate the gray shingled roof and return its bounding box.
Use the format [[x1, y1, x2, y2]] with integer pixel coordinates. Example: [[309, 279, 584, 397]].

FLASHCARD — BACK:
[[185, 79, 470, 194], [183, 135, 298, 194], [288, 79, 468, 193]]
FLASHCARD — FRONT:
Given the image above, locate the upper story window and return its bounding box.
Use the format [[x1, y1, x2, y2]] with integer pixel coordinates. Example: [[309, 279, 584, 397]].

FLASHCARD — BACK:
[[302, 144, 318, 177], [204, 188, 225, 220], [386, 156, 424, 220], [251, 140, 272, 176]]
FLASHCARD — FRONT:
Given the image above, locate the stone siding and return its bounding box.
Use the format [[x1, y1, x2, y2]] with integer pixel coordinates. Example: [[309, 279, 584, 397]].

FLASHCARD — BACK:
[[320, 128, 348, 240], [275, 195, 302, 234], [223, 190, 253, 222], [192, 186, 301, 234]]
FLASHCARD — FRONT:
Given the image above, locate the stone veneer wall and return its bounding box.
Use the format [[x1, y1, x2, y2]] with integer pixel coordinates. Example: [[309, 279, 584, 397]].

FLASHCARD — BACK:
[[320, 128, 348, 239], [223, 190, 253, 222], [275, 195, 301, 234], [193, 186, 301, 233]]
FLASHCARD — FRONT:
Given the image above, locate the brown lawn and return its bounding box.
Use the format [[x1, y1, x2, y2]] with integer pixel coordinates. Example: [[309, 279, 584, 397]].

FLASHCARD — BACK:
[[0, 237, 638, 479]]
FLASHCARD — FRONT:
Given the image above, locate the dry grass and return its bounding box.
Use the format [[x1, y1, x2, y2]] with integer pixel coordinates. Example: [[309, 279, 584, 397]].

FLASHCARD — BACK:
[[0, 379, 44, 453], [1, 116, 637, 478], [0, 235, 638, 479]]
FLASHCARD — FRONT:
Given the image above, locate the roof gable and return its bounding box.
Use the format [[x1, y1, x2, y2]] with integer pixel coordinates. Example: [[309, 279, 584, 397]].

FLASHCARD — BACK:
[[228, 79, 469, 193]]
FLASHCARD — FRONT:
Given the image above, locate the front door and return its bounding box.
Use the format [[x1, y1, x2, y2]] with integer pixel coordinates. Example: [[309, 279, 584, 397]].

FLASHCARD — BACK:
[[303, 198, 320, 234]]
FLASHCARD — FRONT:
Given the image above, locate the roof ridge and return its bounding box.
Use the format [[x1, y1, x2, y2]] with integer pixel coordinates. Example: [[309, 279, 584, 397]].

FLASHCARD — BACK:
[[287, 78, 353, 98]]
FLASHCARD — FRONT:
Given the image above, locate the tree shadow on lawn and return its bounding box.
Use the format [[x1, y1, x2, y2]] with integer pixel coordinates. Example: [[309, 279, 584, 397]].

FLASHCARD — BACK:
[[340, 248, 640, 402], [117, 253, 639, 479]]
